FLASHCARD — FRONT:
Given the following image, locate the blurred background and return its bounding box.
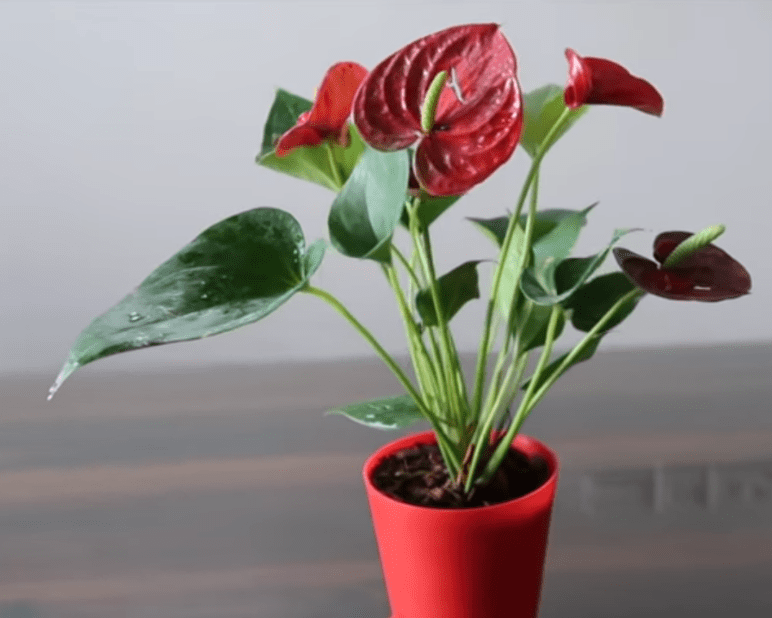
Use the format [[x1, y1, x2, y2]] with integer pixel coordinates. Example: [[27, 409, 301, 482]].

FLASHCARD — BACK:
[[1, 2, 771, 617], [2, 0, 770, 377]]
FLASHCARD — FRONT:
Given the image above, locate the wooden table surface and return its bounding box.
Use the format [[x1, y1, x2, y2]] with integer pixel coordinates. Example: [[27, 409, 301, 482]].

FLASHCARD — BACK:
[[1, 344, 771, 617]]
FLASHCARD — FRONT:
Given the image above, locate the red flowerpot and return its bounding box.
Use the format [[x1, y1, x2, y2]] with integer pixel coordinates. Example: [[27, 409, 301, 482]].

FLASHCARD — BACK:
[[363, 431, 559, 618]]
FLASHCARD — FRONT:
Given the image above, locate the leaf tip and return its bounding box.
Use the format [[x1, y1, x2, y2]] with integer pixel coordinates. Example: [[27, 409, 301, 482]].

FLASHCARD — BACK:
[[47, 358, 80, 401]]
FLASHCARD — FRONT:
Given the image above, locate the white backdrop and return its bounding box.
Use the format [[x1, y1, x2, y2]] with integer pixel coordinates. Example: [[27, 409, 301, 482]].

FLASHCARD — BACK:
[[2, 1, 770, 377]]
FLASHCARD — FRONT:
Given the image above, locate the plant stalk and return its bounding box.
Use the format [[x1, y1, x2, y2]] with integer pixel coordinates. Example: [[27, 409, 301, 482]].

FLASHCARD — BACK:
[[471, 108, 572, 419], [303, 284, 461, 471]]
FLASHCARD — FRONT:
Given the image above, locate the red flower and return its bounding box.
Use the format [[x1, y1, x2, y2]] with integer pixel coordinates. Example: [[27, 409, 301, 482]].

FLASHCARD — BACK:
[[353, 24, 523, 197], [564, 48, 664, 116], [274, 62, 368, 157], [613, 232, 751, 301]]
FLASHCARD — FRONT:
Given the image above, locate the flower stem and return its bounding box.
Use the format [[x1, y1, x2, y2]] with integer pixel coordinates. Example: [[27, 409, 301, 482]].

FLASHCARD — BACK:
[[480, 288, 644, 483], [471, 107, 572, 419], [325, 142, 343, 190], [409, 201, 465, 432], [391, 245, 423, 291], [473, 170, 540, 449], [382, 261, 441, 409], [524, 289, 644, 415], [422, 226, 470, 422], [476, 303, 562, 486]]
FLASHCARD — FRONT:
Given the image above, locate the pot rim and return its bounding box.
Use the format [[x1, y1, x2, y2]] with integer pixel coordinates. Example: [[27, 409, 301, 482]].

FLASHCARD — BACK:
[[362, 430, 559, 513]]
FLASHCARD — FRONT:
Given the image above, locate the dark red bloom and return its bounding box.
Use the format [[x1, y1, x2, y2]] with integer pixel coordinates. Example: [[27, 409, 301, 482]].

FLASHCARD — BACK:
[[274, 62, 368, 157], [353, 24, 523, 197], [613, 232, 751, 301], [564, 48, 664, 116]]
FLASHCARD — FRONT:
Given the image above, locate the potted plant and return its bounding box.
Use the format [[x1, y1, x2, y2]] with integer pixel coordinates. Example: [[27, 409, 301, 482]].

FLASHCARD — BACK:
[[50, 23, 751, 618]]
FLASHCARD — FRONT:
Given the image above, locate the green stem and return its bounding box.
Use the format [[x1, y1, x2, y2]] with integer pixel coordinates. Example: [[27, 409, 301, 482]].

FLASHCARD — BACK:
[[524, 289, 644, 416], [304, 285, 425, 414], [471, 108, 572, 419], [476, 304, 562, 485], [325, 142, 343, 189], [407, 200, 460, 428], [413, 213, 465, 432], [422, 227, 470, 422], [382, 262, 441, 407], [473, 170, 540, 448], [479, 288, 644, 485], [304, 283, 461, 471], [391, 245, 423, 291], [494, 352, 531, 434], [405, 234, 450, 415]]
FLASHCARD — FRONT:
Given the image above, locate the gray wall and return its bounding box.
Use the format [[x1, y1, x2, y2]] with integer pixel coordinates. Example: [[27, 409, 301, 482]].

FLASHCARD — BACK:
[[2, 1, 770, 376]]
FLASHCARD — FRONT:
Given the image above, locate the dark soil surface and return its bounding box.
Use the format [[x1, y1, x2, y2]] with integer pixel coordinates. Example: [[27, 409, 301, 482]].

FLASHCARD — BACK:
[[371, 440, 550, 508]]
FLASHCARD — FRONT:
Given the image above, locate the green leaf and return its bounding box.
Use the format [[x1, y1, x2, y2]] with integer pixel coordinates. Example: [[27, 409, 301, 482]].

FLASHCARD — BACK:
[[51, 208, 323, 392], [328, 147, 410, 263], [469, 215, 510, 247], [514, 300, 566, 352], [326, 394, 424, 430], [496, 221, 529, 321], [523, 334, 604, 393], [469, 214, 530, 326], [400, 195, 461, 230], [521, 84, 589, 158], [528, 204, 595, 294], [526, 208, 591, 246], [256, 89, 366, 191], [259, 89, 313, 158], [416, 260, 482, 326], [414, 194, 462, 228], [564, 272, 640, 332], [469, 208, 583, 248], [522, 227, 635, 306]]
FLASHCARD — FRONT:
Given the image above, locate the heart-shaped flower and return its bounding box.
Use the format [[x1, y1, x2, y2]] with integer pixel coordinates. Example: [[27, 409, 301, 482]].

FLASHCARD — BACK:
[[274, 61, 368, 157], [353, 23, 523, 197], [564, 48, 664, 116], [613, 231, 751, 301]]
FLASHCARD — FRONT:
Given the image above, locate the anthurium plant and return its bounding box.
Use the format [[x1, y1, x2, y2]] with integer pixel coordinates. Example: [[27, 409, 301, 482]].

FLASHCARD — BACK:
[[51, 24, 751, 499]]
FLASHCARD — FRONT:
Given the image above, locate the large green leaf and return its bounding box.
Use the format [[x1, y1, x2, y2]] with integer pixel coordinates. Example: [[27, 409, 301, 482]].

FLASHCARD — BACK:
[[521, 84, 589, 158], [50, 208, 323, 395], [328, 147, 410, 263], [563, 272, 641, 332], [326, 394, 424, 430], [416, 260, 482, 326], [256, 89, 365, 191], [521, 227, 635, 306]]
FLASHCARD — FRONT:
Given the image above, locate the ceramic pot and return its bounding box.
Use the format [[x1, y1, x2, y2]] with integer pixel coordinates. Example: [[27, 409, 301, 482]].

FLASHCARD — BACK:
[[363, 430, 559, 618]]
